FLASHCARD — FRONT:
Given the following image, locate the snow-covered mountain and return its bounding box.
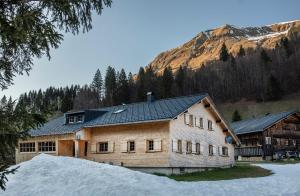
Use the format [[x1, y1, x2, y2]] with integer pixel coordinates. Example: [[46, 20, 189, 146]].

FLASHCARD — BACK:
[[147, 20, 300, 74]]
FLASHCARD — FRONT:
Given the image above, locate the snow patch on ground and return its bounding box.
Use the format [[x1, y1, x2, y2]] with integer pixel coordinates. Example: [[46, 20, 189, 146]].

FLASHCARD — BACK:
[[2, 154, 300, 196]]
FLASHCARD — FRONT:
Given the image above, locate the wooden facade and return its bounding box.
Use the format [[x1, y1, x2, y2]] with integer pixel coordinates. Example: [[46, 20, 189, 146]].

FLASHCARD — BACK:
[[16, 97, 238, 174], [235, 112, 300, 160]]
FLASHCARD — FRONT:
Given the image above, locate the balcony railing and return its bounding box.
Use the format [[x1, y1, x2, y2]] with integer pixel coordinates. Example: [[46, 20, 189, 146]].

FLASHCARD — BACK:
[[235, 147, 263, 156]]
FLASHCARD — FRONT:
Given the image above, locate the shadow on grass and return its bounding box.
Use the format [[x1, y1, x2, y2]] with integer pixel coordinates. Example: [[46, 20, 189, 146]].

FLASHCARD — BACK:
[[154, 164, 273, 181]]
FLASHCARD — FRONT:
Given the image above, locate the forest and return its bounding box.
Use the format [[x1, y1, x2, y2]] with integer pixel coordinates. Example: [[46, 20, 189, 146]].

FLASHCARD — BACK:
[[2, 36, 300, 119]]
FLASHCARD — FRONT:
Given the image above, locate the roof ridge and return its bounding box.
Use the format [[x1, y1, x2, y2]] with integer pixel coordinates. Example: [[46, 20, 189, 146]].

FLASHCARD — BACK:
[[88, 93, 208, 111], [231, 110, 296, 125]]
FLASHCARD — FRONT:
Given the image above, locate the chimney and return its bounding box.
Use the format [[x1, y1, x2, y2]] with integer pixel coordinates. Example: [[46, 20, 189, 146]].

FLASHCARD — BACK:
[[147, 92, 155, 103]]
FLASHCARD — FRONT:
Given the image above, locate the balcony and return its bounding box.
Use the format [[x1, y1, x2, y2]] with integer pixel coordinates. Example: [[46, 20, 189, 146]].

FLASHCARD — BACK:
[[235, 147, 263, 156]]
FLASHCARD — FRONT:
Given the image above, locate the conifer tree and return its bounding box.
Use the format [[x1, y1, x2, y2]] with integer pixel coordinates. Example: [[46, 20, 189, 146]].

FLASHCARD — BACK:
[[91, 69, 103, 101], [175, 66, 185, 96], [161, 67, 174, 98], [104, 66, 117, 106], [237, 45, 246, 57], [261, 49, 272, 64], [266, 74, 282, 101], [116, 69, 130, 104], [220, 43, 229, 62], [232, 110, 242, 122], [136, 67, 146, 101]]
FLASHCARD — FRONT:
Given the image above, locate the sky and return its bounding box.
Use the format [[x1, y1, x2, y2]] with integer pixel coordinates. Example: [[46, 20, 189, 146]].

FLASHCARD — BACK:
[[2, 0, 300, 99]]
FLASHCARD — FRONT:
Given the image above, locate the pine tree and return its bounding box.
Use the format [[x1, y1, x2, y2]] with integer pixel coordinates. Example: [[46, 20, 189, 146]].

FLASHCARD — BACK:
[[91, 69, 103, 101], [261, 49, 272, 64], [220, 43, 229, 62], [175, 66, 185, 96], [266, 74, 282, 101], [232, 110, 242, 122], [237, 45, 245, 57], [161, 67, 174, 98], [104, 66, 117, 106], [116, 69, 130, 104], [280, 37, 292, 57], [136, 67, 146, 101], [127, 72, 136, 102], [73, 85, 99, 110]]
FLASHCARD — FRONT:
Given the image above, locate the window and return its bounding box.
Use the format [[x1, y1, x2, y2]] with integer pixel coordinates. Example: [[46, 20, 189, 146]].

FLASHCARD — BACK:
[[208, 120, 213, 131], [186, 141, 192, 154], [189, 115, 194, 126], [222, 147, 229, 156], [99, 142, 108, 152], [196, 143, 201, 154], [209, 145, 213, 156], [265, 137, 272, 145], [147, 140, 154, 151], [69, 116, 75, 124], [184, 114, 190, 125], [128, 141, 135, 152], [200, 118, 204, 129], [113, 109, 126, 114], [177, 140, 182, 153], [20, 142, 35, 152], [38, 141, 56, 152], [77, 115, 84, 123]]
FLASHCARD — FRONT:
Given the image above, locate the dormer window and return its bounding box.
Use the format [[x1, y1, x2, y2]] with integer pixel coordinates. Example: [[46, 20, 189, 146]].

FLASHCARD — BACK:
[[77, 115, 83, 123], [69, 116, 75, 124], [67, 114, 84, 124]]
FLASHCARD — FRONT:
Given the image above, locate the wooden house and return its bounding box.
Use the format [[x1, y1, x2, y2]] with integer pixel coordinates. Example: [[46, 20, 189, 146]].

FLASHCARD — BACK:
[[232, 111, 300, 161], [16, 93, 239, 174]]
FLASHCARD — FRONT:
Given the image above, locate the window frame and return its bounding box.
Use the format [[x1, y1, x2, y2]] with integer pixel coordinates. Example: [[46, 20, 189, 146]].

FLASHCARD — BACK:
[[69, 116, 75, 124], [77, 115, 84, 123], [199, 118, 204, 129], [128, 141, 135, 152], [222, 146, 229, 156], [147, 140, 154, 152], [208, 120, 213, 131], [98, 142, 109, 153], [38, 141, 56, 152], [186, 141, 192, 154], [196, 143, 201, 155], [19, 142, 36, 153], [208, 144, 214, 156], [177, 140, 182, 153]]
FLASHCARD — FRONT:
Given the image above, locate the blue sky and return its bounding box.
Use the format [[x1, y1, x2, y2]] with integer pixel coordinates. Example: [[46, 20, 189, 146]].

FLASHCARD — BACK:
[[2, 0, 300, 99]]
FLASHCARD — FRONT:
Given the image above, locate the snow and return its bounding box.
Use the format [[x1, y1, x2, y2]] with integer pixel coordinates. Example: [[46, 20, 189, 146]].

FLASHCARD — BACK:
[[247, 30, 289, 41], [2, 154, 300, 196], [267, 20, 300, 26]]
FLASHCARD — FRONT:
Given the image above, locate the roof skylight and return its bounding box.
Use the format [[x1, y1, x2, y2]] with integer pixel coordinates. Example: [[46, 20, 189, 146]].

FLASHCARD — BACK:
[[113, 109, 126, 114]]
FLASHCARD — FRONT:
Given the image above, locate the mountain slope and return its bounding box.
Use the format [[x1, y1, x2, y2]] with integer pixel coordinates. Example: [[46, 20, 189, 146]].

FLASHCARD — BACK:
[[147, 20, 300, 74]]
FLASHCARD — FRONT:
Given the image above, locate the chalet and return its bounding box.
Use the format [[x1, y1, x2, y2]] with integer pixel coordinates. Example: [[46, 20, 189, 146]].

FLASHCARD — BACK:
[[232, 111, 300, 161], [16, 93, 239, 174]]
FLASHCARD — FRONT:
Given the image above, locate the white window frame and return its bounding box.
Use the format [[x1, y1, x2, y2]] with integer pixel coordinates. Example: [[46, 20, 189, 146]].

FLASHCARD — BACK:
[[69, 116, 75, 124], [77, 115, 84, 123]]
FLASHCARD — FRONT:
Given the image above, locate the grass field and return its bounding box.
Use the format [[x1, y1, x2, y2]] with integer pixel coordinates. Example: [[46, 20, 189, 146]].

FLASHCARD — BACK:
[[155, 164, 272, 181], [217, 92, 300, 122]]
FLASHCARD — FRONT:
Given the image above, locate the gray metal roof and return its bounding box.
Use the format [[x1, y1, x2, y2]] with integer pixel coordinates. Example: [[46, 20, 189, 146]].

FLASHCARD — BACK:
[[231, 111, 297, 135], [29, 94, 208, 136]]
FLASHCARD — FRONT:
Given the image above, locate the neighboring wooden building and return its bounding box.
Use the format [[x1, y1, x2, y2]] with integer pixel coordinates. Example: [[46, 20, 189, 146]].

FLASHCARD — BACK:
[[16, 93, 239, 174], [232, 111, 300, 161]]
